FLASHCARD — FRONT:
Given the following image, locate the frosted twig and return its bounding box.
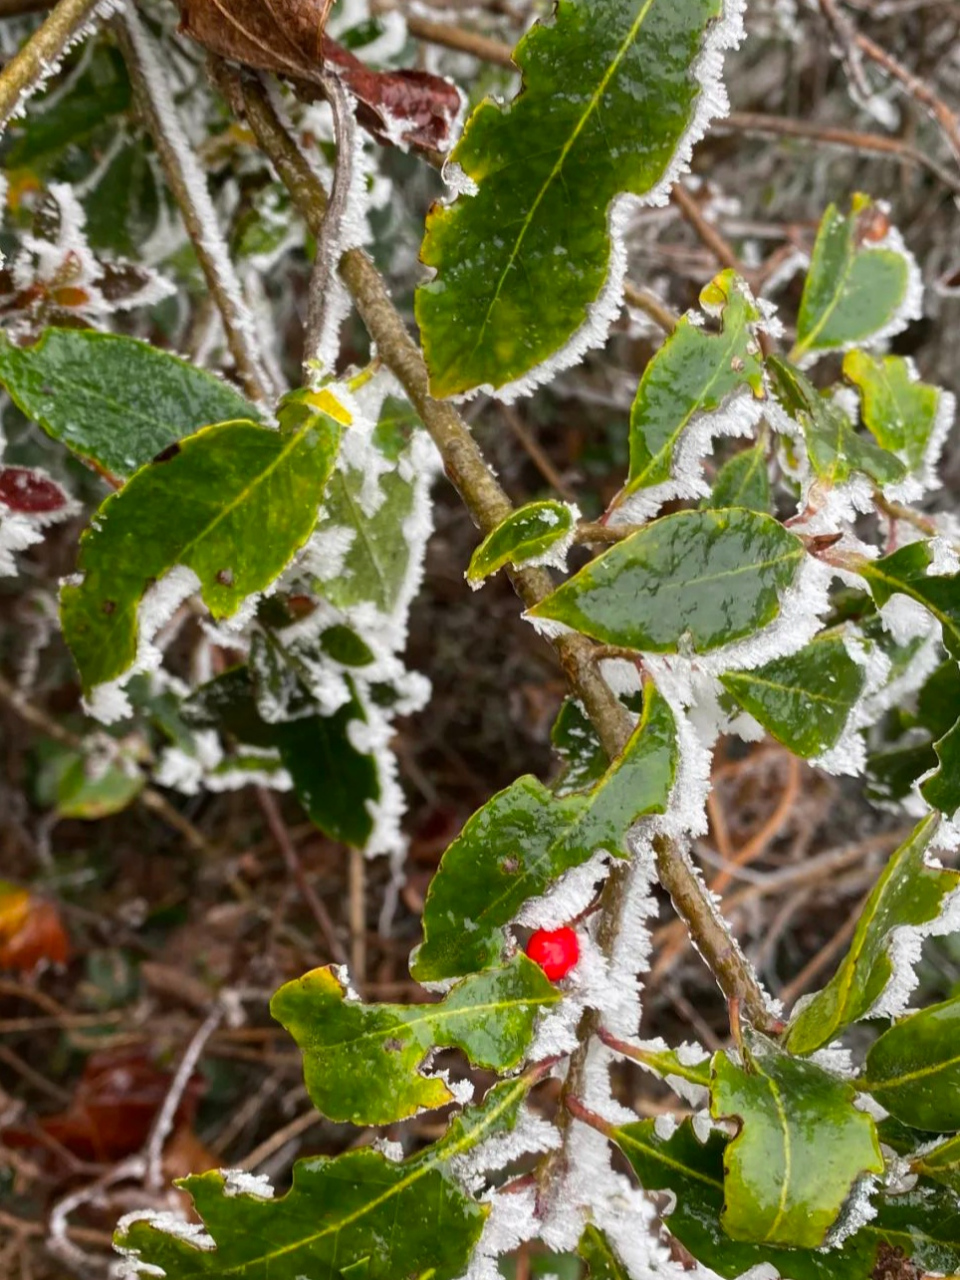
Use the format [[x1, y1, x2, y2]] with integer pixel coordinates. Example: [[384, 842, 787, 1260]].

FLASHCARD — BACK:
[[144, 1001, 227, 1190], [0, 0, 105, 133], [303, 70, 357, 380], [48, 1155, 146, 1273], [114, 8, 277, 406]]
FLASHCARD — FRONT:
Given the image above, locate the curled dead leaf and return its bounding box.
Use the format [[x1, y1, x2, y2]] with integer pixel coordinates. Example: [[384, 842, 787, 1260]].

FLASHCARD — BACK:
[[0, 883, 70, 972]]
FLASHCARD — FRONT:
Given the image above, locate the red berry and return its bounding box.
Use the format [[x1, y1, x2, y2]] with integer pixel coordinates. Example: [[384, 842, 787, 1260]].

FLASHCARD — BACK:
[[525, 927, 579, 981]]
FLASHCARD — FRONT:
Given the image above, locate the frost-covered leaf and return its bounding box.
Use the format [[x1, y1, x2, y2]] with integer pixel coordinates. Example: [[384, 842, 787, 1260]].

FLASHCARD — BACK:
[[858, 541, 960, 658], [868, 1179, 960, 1274], [467, 500, 577, 586], [792, 195, 920, 363], [271, 955, 559, 1124], [920, 713, 960, 817], [578, 1225, 627, 1280], [416, 0, 736, 399], [609, 1119, 875, 1279], [36, 743, 144, 820], [625, 271, 765, 495], [719, 630, 865, 758], [551, 698, 607, 792], [768, 356, 905, 488], [844, 350, 949, 477], [703, 440, 771, 513], [913, 1134, 960, 1193], [62, 411, 343, 696], [710, 1029, 882, 1247], [115, 1073, 536, 1280], [183, 660, 380, 848], [863, 995, 960, 1131], [528, 508, 804, 653], [0, 329, 262, 478], [785, 815, 957, 1054], [0, 464, 77, 576], [412, 685, 677, 981]]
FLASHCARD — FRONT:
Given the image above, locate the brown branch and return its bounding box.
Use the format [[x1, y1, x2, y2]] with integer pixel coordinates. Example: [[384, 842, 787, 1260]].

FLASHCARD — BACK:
[[0, 0, 103, 130], [222, 64, 778, 1037], [852, 26, 960, 164]]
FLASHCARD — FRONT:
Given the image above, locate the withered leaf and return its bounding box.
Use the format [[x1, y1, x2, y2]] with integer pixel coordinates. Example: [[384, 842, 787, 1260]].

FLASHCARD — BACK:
[[177, 0, 462, 153]]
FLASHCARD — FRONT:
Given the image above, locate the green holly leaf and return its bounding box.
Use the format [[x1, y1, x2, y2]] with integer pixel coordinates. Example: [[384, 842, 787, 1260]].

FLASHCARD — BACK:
[[920, 713, 960, 817], [792, 195, 919, 363], [913, 1134, 960, 1194], [467, 500, 577, 586], [412, 685, 677, 982], [0, 329, 263, 479], [858, 541, 960, 658], [626, 271, 765, 495], [710, 1029, 883, 1247], [609, 1119, 876, 1279], [35, 742, 144, 819], [863, 995, 960, 1131], [550, 698, 608, 793], [115, 1073, 536, 1280], [528, 508, 805, 653], [785, 815, 957, 1054], [719, 630, 865, 758], [578, 1226, 627, 1280], [703, 440, 771, 514], [416, 0, 730, 399], [843, 351, 947, 477], [61, 412, 343, 696], [868, 1179, 960, 1274], [271, 954, 559, 1125], [768, 356, 905, 488]]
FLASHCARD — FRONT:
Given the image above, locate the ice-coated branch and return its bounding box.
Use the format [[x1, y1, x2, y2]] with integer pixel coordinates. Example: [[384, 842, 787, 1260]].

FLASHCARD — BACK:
[[0, 0, 107, 131], [114, 8, 277, 406], [218, 62, 778, 1035]]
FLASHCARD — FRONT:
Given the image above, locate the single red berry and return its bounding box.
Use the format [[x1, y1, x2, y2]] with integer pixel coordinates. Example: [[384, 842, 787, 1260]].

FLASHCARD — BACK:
[[525, 927, 579, 981]]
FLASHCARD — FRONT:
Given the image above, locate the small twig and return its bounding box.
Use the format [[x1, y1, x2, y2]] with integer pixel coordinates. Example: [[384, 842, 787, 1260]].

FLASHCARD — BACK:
[[817, 0, 874, 103], [144, 1001, 226, 1191], [574, 521, 643, 545], [622, 280, 679, 333], [256, 787, 348, 966], [114, 9, 276, 405], [778, 904, 861, 1007], [349, 844, 367, 986], [851, 26, 960, 164], [303, 70, 356, 380], [238, 1107, 323, 1172], [406, 13, 518, 68], [0, 0, 104, 131], [501, 404, 577, 501]]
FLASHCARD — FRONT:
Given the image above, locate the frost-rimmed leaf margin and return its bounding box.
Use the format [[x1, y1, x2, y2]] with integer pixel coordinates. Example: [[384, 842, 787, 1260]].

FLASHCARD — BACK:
[[467, 499, 579, 587], [416, 0, 748, 403]]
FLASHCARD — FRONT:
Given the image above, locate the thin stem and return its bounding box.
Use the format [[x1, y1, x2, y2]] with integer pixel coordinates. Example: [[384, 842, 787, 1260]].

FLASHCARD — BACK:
[[623, 280, 679, 334], [0, 0, 103, 131], [597, 1026, 711, 1085], [114, 9, 276, 406]]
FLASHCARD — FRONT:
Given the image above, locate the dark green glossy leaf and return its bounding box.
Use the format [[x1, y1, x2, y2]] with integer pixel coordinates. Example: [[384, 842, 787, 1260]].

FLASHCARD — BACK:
[[913, 1133, 960, 1193], [858, 540, 960, 658], [920, 712, 960, 817], [528, 508, 805, 653], [626, 271, 765, 494], [0, 329, 263, 478], [719, 630, 865, 758], [609, 1119, 876, 1279], [272, 954, 559, 1124], [863, 995, 960, 1131], [412, 685, 677, 981], [768, 356, 905, 488], [785, 815, 956, 1054], [578, 1225, 627, 1280], [115, 1073, 536, 1280], [867, 739, 937, 805], [416, 0, 728, 398], [867, 1180, 960, 1273], [83, 140, 161, 257], [843, 350, 945, 475], [61, 413, 342, 695], [467, 500, 575, 585], [792, 195, 917, 362], [710, 1030, 882, 1247], [550, 698, 608, 793], [703, 440, 771, 514]]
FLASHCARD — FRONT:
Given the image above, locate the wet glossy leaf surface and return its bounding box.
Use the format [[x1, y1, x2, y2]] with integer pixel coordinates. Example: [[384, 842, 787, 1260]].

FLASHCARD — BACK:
[[768, 356, 905, 487], [719, 630, 865, 758], [115, 1073, 538, 1280], [578, 1226, 627, 1280], [417, 0, 726, 398], [529, 508, 805, 653], [0, 329, 262, 478], [467, 500, 575, 584], [710, 1030, 882, 1247], [864, 995, 960, 1131], [844, 350, 944, 474], [920, 712, 960, 817], [412, 686, 676, 981], [703, 440, 771, 514], [785, 815, 954, 1054], [61, 413, 342, 695], [913, 1133, 960, 1193], [550, 698, 608, 792], [859, 540, 960, 657], [792, 195, 915, 361], [272, 954, 559, 1124], [627, 272, 765, 493]]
